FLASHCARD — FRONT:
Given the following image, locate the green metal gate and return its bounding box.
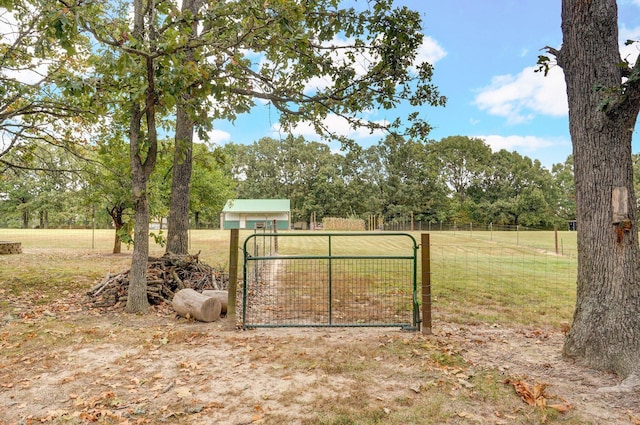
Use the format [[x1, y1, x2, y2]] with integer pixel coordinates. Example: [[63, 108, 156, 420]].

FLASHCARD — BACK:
[[242, 232, 419, 330]]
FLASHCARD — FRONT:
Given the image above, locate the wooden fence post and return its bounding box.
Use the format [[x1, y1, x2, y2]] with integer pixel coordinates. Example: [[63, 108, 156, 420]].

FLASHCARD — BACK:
[[226, 228, 239, 330], [421, 233, 432, 334], [273, 219, 278, 254]]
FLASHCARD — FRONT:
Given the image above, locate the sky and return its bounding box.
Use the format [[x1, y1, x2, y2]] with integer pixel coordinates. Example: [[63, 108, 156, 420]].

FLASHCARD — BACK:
[[208, 0, 640, 169]]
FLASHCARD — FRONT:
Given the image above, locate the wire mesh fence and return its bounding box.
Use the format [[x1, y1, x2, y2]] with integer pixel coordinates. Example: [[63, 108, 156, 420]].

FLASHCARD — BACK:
[[429, 242, 577, 327], [0, 228, 578, 329], [241, 233, 419, 329]]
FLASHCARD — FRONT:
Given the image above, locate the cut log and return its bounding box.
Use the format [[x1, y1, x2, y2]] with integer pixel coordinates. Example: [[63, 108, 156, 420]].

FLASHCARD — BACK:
[[172, 288, 221, 322], [0, 241, 22, 255], [201, 290, 228, 314]]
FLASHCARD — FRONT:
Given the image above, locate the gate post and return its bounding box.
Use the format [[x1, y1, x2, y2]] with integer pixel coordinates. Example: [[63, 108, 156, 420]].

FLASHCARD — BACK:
[[421, 233, 432, 334], [226, 228, 239, 331]]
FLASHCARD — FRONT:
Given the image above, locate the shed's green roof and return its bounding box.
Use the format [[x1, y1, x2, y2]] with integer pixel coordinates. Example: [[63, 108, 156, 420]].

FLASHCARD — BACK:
[[222, 199, 290, 213]]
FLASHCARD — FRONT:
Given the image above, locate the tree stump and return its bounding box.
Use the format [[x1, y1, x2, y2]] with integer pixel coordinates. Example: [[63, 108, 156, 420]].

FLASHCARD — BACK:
[[0, 242, 22, 255], [172, 288, 221, 322], [202, 290, 228, 314]]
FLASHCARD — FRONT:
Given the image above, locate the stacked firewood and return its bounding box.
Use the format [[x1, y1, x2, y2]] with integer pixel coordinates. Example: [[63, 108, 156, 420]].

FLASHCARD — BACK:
[[87, 252, 228, 308]]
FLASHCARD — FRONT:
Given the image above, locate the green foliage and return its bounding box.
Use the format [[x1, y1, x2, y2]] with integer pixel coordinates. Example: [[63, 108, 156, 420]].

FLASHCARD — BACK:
[[150, 230, 166, 247], [223, 135, 575, 229], [0, 1, 576, 236], [116, 223, 134, 247]]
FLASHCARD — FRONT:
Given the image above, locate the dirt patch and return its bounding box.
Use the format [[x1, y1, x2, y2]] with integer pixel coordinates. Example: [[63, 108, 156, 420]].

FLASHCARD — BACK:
[[440, 322, 640, 424], [0, 301, 639, 424]]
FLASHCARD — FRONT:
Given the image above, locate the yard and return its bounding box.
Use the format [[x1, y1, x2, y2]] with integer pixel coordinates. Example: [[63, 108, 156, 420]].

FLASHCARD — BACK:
[[0, 230, 638, 424]]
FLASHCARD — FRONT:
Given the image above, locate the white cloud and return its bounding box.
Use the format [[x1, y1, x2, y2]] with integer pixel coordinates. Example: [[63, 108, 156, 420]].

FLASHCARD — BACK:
[[416, 36, 447, 65], [474, 66, 568, 124], [272, 113, 388, 141], [476, 134, 563, 153], [620, 25, 640, 64], [195, 128, 231, 145], [475, 25, 640, 126]]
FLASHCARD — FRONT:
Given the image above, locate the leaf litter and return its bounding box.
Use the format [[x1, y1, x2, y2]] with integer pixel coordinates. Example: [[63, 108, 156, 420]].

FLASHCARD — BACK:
[[1, 253, 639, 424]]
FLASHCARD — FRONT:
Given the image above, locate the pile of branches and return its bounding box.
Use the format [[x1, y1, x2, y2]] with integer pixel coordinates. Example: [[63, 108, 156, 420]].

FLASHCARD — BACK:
[[87, 252, 228, 308]]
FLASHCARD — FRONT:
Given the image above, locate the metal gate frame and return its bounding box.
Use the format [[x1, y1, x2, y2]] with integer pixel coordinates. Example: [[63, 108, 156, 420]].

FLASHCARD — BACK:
[[241, 232, 420, 330]]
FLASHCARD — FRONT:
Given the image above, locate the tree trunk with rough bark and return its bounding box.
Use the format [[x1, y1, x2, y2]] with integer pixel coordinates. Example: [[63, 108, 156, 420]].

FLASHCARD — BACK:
[[108, 205, 125, 254], [166, 105, 193, 255], [125, 0, 158, 314], [165, 0, 201, 256], [551, 0, 640, 379]]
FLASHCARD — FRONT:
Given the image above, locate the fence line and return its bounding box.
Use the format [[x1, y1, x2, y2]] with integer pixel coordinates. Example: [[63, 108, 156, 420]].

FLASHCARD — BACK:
[[429, 243, 577, 327], [0, 228, 578, 329]]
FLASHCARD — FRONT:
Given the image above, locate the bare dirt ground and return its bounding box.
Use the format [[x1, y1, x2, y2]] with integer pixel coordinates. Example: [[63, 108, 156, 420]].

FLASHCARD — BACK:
[[440, 322, 640, 424], [0, 247, 638, 424], [1, 290, 640, 425]]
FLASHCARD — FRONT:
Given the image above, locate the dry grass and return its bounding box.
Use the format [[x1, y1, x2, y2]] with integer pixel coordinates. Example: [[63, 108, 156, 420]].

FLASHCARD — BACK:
[[2, 229, 628, 425]]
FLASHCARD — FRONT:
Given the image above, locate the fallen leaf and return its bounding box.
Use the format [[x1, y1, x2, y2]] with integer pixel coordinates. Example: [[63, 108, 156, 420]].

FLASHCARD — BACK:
[[548, 403, 572, 412], [505, 378, 544, 407], [505, 378, 570, 413], [175, 386, 192, 398]]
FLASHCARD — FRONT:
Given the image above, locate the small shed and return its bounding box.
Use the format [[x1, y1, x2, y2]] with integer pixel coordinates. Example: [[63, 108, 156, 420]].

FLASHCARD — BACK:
[[221, 199, 291, 230]]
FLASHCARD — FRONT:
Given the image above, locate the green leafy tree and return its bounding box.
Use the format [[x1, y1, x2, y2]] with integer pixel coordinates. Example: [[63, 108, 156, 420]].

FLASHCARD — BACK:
[[374, 135, 449, 225], [87, 135, 134, 253], [63, 0, 443, 313], [154, 0, 447, 254], [468, 149, 556, 227], [551, 155, 576, 226], [0, 140, 89, 228], [189, 144, 234, 228], [428, 136, 491, 221], [0, 0, 93, 172], [542, 0, 640, 382], [229, 136, 342, 223]]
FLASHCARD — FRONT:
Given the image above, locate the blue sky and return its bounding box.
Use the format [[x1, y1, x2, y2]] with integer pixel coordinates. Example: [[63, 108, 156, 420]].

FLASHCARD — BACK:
[[208, 0, 640, 169]]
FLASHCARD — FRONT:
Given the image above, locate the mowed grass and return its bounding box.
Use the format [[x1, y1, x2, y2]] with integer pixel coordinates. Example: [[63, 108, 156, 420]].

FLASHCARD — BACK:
[[247, 230, 577, 329], [0, 228, 578, 329]]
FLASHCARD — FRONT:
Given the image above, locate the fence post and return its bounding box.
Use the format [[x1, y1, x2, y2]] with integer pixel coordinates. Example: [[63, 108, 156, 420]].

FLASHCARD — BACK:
[[226, 228, 239, 331], [273, 219, 278, 254], [421, 233, 432, 334]]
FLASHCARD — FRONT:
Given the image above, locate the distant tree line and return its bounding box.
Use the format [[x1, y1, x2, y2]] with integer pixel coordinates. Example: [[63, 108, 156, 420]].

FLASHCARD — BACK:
[[8, 133, 640, 233], [225, 134, 579, 230], [0, 139, 234, 237]]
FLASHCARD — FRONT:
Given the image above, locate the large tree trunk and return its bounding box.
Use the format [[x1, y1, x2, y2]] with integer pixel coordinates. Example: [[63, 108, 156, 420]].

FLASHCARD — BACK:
[[555, 0, 640, 378], [127, 180, 151, 313], [165, 0, 201, 256], [125, 0, 158, 314], [166, 105, 193, 255]]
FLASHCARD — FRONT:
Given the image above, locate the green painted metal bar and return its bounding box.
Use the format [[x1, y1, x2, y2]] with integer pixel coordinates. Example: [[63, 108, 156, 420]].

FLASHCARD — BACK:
[[328, 234, 333, 325], [247, 255, 415, 261]]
